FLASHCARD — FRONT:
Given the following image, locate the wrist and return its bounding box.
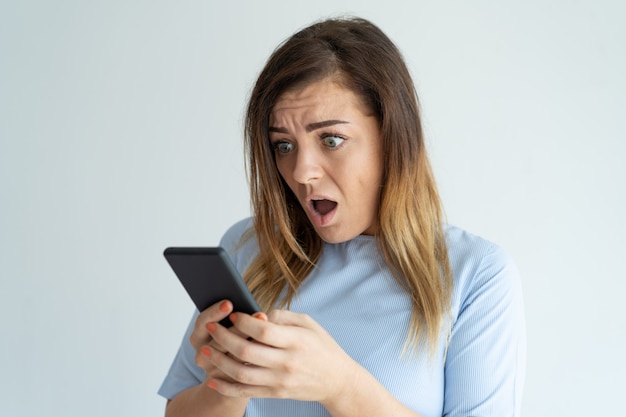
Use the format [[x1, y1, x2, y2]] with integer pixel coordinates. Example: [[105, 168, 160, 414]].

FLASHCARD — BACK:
[[320, 357, 362, 414], [166, 382, 249, 417], [320, 360, 418, 417]]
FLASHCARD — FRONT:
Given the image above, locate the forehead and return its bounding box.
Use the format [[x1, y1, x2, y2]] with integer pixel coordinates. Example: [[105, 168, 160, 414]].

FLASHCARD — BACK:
[[270, 80, 369, 122]]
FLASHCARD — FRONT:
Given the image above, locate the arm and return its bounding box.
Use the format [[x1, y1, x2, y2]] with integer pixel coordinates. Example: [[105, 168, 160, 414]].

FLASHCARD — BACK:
[[443, 246, 526, 416], [321, 358, 425, 417], [165, 384, 247, 417], [203, 310, 425, 417]]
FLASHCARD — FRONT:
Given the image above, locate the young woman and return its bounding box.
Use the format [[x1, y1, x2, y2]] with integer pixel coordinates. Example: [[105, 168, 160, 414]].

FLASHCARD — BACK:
[[159, 17, 526, 417]]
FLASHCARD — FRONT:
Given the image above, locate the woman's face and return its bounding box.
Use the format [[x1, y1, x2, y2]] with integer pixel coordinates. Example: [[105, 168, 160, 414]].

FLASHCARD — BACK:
[[269, 78, 383, 243]]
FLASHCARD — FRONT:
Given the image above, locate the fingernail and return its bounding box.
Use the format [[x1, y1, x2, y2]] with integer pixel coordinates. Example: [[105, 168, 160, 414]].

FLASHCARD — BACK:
[[201, 346, 211, 358], [206, 380, 218, 389], [219, 300, 231, 312], [206, 322, 216, 334], [229, 313, 237, 323], [253, 312, 267, 321]]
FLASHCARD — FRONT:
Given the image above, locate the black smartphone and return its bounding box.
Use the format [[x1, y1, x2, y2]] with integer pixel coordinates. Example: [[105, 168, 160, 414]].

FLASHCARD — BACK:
[[163, 247, 261, 327]]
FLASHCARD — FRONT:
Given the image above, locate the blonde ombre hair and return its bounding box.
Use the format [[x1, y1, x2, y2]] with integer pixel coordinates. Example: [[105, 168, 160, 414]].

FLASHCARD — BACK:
[[243, 17, 452, 354]]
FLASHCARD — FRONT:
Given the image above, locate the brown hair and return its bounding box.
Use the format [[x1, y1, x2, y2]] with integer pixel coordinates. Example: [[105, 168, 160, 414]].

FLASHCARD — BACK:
[[243, 17, 452, 353]]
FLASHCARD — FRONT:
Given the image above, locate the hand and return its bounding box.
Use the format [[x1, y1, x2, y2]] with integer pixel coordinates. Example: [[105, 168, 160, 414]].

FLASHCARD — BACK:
[[190, 300, 257, 382], [202, 309, 358, 405]]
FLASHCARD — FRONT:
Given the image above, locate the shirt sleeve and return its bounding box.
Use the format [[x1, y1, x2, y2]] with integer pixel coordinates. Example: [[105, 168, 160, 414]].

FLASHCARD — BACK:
[[443, 245, 526, 417]]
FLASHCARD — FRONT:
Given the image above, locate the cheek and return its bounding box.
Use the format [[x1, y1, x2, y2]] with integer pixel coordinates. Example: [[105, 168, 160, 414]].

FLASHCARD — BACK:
[[361, 154, 384, 206], [362, 149, 384, 186]]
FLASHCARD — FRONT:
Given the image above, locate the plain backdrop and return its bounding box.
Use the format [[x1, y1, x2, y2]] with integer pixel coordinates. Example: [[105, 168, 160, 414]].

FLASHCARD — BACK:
[[1, 1, 624, 416]]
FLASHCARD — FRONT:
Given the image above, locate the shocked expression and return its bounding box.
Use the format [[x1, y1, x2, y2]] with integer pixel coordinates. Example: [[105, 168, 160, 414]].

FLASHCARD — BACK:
[[269, 78, 383, 243]]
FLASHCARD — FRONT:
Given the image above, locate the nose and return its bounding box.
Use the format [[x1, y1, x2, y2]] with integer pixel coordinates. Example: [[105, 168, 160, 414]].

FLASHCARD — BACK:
[[292, 144, 323, 184]]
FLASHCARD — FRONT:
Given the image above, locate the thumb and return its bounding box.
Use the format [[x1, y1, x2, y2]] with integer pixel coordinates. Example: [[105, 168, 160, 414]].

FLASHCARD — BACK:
[[252, 312, 269, 321], [267, 309, 317, 328]]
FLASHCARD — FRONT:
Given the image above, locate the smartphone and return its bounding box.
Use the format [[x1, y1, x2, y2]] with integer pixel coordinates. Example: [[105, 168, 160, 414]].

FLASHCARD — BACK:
[[163, 247, 260, 327]]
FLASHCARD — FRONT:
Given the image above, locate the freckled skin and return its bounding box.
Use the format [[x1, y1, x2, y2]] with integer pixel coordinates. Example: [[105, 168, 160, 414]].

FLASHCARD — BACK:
[[269, 79, 383, 243]]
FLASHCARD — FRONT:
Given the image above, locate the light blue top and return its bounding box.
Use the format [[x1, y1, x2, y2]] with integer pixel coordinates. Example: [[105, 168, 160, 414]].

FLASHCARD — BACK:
[[159, 218, 526, 417]]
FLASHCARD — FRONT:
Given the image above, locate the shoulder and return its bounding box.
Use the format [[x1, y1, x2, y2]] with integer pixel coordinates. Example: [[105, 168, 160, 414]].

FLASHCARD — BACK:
[[444, 225, 522, 316], [219, 217, 258, 273], [445, 224, 513, 266], [219, 217, 254, 251], [445, 224, 518, 282]]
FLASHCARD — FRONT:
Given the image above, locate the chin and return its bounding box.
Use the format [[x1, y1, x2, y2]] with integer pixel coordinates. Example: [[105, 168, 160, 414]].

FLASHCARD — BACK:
[[313, 226, 365, 244]]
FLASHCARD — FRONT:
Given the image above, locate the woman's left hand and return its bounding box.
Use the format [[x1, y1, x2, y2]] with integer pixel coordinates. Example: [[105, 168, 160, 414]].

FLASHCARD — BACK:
[[202, 309, 358, 405]]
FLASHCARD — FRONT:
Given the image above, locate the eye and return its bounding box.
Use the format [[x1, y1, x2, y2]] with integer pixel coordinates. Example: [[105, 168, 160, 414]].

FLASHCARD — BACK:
[[272, 141, 294, 155], [321, 134, 345, 149]]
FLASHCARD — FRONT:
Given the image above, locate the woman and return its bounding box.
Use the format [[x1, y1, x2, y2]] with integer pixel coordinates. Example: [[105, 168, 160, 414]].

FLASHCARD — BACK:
[[159, 17, 525, 417]]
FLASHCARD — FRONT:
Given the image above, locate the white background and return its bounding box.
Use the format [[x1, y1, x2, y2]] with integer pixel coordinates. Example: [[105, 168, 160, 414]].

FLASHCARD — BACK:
[[1, 1, 624, 416]]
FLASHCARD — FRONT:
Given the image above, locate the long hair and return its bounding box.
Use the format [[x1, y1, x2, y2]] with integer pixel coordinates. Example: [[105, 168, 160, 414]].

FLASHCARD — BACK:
[[243, 17, 452, 354]]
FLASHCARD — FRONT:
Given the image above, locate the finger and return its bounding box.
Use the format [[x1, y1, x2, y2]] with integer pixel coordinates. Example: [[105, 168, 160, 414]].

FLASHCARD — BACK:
[[205, 346, 273, 387], [267, 309, 317, 328], [230, 311, 296, 350], [190, 300, 233, 349], [194, 342, 237, 377], [194, 347, 236, 382], [203, 312, 255, 356], [210, 317, 285, 368], [194, 344, 214, 370], [206, 320, 257, 361], [252, 312, 268, 321]]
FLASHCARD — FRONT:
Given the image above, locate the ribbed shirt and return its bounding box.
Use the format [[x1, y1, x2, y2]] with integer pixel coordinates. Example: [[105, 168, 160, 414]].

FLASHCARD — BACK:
[[159, 218, 526, 416]]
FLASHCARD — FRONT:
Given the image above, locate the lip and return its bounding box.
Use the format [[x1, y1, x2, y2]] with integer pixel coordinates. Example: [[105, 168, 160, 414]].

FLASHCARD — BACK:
[[304, 194, 338, 228]]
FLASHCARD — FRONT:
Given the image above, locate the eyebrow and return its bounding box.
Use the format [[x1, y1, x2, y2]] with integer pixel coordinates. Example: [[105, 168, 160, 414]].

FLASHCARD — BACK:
[[269, 119, 350, 134]]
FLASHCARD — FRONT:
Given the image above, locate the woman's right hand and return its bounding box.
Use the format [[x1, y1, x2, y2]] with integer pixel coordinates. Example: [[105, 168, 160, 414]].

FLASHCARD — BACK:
[[190, 300, 268, 382], [190, 299, 237, 381], [166, 300, 259, 417]]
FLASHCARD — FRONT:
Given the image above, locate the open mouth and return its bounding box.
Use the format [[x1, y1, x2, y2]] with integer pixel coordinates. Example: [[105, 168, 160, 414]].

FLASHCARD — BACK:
[[312, 198, 337, 216]]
